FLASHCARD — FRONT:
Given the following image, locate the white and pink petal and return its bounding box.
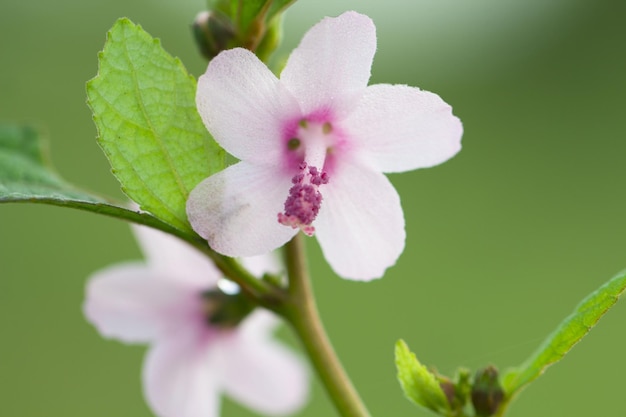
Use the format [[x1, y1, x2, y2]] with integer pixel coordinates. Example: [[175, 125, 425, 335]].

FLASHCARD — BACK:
[[143, 332, 222, 417], [344, 84, 463, 173], [280, 11, 376, 120], [217, 313, 309, 415], [187, 161, 297, 257], [196, 48, 301, 164], [83, 263, 199, 343], [236, 308, 280, 340], [314, 159, 405, 280], [132, 224, 221, 288], [240, 252, 283, 278]]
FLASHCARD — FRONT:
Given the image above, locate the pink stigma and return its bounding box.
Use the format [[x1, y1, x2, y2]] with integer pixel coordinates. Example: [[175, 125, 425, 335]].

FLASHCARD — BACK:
[[278, 162, 329, 236]]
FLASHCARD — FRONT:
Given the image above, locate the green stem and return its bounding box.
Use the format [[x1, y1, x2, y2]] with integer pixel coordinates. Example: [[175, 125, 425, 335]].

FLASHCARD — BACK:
[[281, 234, 371, 417]]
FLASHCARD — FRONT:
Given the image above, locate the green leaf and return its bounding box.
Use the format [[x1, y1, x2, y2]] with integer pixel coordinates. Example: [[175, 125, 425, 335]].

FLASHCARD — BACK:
[[503, 270, 626, 396], [395, 339, 451, 414], [87, 18, 224, 233], [0, 124, 196, 242], [0, 125, 99, 201]]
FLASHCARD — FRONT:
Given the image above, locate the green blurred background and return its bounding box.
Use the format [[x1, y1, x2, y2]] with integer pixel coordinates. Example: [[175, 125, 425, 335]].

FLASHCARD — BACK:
[[1, 0, 625, 416]]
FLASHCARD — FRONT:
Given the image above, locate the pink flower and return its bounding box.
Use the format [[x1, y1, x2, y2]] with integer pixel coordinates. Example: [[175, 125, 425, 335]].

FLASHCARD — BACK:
[[83, 225, 309, 417], [187, 11, 462, 281]]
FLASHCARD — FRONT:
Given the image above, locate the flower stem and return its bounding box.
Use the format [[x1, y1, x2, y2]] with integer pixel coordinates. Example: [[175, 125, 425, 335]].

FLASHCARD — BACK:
[[493, 396, 513, 417], [282, 234, 371, 417]]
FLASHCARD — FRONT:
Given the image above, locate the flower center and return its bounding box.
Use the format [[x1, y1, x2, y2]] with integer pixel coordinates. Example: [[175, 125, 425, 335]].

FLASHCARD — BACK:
[[278, 119, 333, 235], [201, 279, 253, 328]]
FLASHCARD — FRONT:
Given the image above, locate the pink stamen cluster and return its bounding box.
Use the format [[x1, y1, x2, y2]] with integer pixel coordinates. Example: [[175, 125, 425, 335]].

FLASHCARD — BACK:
[[278, 162, 329, 236]]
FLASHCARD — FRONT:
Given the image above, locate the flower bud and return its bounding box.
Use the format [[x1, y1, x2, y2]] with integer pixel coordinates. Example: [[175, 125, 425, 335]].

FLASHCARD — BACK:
[[255, 16, 283, 62], [438, 377, 457, 408], [471, 365, 505, 416], [438, 367, 471, 413], [192, 11, 236, 61]]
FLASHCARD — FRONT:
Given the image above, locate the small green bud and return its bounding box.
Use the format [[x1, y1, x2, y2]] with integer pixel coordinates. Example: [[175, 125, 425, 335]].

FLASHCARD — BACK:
[[192, 10, 236, 61], [437, 368, 472, 413], [438, 377, 457, 409], [471, 365, 505, 417]]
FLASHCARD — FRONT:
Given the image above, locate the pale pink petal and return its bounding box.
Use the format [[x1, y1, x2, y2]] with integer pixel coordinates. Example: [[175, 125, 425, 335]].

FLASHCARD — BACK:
[[236, 308, 280, 339], [280, 11, 376, 119], [84, 264, 199, 343], [218, 312, 309, 415], [314, 160, 405, 280], [187, 161, 297, 257], [344, 84, 463, 173], [143, 333, 222, 417], [196, 48, 300, 163], [131, 225, 221, 288], [240, 252, 283, 278]]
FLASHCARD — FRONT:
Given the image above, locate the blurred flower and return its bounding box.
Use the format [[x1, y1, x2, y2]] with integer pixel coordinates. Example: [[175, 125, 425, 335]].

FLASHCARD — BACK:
[[187, 11, 462, 281], [83, 225, 308, 417]]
